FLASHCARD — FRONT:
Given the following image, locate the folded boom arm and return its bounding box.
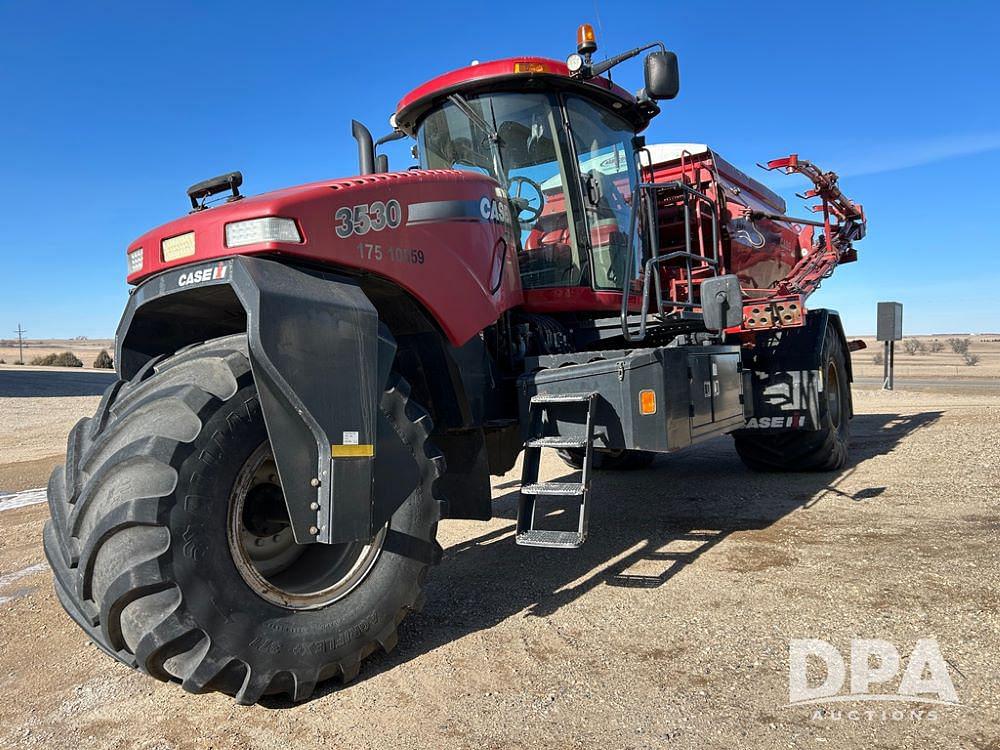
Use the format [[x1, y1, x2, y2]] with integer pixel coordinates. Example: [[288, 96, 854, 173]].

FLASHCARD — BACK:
[[738, 155, 866, 332]]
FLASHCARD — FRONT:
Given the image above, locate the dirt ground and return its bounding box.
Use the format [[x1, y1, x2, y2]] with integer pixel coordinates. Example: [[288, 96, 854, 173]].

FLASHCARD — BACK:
[[0, 370, 998, 749]]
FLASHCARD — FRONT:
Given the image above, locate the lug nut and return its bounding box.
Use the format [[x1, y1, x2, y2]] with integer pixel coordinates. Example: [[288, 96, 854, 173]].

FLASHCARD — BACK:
[[310, 478, 321, 487], [309, 502, 320, 511], [309, 526, 319, 535]]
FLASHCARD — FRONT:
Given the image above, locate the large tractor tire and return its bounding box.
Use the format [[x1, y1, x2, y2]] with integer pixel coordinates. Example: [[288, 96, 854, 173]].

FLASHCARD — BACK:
[[733, 323, 850, 472], [43, 335, 443, 705], [556, 448, 656, 471]]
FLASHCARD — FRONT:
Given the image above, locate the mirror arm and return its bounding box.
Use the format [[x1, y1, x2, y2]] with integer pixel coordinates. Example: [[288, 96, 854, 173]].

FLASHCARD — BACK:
[[372, 130, 408, 174], [587, 41, 665, 79], [375, 130, 407, 148]]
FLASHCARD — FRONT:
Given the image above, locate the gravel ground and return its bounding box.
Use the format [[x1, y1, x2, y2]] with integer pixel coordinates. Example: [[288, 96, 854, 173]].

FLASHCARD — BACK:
[[0, 381, 998, 749], [0, 368, 109, 491]]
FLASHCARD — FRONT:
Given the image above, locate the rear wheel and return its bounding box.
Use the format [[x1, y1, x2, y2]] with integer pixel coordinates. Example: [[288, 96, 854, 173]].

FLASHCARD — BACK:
[[556, 448, 656, 471], [43, 335, 443, 704], [733, 324, 851, 471]]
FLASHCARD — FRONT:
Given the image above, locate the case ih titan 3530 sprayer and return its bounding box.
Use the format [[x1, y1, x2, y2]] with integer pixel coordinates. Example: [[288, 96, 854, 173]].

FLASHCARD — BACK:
[[45, 26, 866, 704]]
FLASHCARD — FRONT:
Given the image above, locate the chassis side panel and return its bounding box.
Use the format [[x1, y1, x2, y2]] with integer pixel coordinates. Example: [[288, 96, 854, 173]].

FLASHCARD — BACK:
[[518, 344, 746, 453]]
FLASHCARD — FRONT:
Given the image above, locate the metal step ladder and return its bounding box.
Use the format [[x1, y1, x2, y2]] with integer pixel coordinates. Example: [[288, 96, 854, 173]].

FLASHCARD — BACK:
[[516, 392, 596, 549]]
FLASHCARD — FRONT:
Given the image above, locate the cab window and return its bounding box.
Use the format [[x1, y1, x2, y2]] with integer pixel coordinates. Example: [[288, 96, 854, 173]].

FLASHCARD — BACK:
[[564, 96, 638, 289], [418, 93, 586, 289]]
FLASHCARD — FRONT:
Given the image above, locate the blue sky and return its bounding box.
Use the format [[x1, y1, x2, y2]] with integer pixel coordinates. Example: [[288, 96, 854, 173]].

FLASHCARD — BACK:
[[1, 1, 998, 337]]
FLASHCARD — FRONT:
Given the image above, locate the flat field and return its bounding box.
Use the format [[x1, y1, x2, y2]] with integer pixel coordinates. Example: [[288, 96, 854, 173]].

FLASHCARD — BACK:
[[0, 365, 998, 748], [850, 334, 1000, 380], [0, 338, 115, 368]]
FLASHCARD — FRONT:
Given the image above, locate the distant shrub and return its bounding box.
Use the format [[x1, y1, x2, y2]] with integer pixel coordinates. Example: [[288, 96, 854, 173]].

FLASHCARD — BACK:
[[0, 359, 5, 364], [902, 339, 925, 356], [872, 352, 884, 365], [928, 340, 944, 353], [963, 352, 980, 366], [93, 350, 114, 369], [30, 351, 83, 367], [948, 337, 970, 355]]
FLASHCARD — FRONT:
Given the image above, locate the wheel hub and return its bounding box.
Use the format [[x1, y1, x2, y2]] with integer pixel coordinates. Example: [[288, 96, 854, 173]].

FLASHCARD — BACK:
[[227, 443, 386, 610]]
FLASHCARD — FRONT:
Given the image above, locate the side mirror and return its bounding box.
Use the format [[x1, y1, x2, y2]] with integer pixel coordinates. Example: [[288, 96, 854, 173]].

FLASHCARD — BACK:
[[644, 51, 680, 100]]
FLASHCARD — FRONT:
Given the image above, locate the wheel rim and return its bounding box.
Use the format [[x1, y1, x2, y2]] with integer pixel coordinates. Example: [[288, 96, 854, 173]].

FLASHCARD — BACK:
[[227, 443, 386, 610], [826, 361, 843, 429]]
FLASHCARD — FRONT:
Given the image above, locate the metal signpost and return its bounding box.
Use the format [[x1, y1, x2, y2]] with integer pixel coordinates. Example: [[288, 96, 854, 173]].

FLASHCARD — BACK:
[[876, 302, 903, 390]]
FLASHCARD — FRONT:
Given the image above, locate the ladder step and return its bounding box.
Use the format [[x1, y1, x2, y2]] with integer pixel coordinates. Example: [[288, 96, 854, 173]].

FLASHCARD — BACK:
[[517, 387, 596, 549], [530, 392, 596, 405], [516, 529, 586, 549], [525, 436, 588, 449], [521, 482, 584, 496]]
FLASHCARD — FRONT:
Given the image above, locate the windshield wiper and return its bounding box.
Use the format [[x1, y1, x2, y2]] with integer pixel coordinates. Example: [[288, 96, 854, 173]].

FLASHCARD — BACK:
[[447, 93, 508, 189]]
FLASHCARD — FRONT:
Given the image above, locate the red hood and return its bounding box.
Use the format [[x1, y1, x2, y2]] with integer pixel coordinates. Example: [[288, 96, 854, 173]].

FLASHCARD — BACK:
[[126, 169, 488, 284]]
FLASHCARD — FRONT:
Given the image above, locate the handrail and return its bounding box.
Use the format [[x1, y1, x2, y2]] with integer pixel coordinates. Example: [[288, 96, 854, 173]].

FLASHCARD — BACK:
[[620, 180, 720, 342]]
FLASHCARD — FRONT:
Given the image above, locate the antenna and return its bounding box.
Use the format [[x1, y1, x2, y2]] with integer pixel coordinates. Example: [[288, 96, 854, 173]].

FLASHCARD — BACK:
[[14, 323, 26, 364], [593, 0, 605, 39]]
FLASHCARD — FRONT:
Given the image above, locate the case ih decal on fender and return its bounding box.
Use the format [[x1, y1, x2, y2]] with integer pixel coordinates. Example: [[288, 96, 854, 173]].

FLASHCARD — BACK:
[[743, 414, 807, 429], [177, 262, 228, 287], [335, 200, 403, 238]]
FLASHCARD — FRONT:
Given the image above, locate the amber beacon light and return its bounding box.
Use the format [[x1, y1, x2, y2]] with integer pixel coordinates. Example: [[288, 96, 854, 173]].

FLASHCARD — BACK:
[[577, 23, 597, 55]]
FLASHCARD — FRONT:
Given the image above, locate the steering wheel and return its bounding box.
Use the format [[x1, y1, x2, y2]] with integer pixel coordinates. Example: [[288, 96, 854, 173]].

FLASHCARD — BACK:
[[507, 175, 545, 226]]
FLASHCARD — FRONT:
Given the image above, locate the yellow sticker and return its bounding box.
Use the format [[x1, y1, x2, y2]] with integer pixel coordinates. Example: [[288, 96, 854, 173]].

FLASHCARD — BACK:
[[331, 444, 375, 458]]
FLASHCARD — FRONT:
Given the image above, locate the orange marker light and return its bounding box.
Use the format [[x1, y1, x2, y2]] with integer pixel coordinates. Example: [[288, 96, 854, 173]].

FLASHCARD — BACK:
[[577, 23, 597, 55], [639, 389, 657, 415], [513, 61, 548, 74]]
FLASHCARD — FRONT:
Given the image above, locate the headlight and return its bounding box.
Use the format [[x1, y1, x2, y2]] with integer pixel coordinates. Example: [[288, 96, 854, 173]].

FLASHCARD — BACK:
[[225, 217, 302, 248], [127, 247, 143, 273], [161, 232, 196, 261]]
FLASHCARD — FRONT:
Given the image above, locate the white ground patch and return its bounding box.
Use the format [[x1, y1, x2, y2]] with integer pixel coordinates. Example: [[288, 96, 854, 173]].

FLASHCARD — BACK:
[[0, 487, 47, 512], [0, 562, 48, 605]]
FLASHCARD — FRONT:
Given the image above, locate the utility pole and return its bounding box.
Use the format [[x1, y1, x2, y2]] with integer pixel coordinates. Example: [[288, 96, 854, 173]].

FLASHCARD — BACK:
[[14, 324, 26, 364]]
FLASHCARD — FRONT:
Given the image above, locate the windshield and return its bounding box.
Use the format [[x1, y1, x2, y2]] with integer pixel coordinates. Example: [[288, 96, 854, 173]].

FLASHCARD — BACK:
[[417, 91, 637, 292]]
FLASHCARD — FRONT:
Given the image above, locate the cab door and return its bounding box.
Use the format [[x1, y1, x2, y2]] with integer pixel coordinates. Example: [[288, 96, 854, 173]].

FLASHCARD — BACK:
[[562, 94, 640, 291]]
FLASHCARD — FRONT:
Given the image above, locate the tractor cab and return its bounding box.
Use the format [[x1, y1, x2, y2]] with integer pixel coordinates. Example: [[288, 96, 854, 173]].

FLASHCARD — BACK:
[[393, 30, 679, 314]]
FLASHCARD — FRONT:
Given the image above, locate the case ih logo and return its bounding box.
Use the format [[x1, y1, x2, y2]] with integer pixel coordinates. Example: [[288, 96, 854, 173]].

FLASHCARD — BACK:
[[178, 263, 227, 287], [744, 415, 806, 429], [479, 197, 512, 224]]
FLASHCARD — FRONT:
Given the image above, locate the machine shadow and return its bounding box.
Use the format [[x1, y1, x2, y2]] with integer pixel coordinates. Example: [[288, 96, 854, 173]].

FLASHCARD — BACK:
[[291, 409, 941, 705]]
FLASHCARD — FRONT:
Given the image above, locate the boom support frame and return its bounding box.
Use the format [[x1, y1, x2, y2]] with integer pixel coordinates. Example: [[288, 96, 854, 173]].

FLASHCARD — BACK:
[[619, 152, 866, 342]]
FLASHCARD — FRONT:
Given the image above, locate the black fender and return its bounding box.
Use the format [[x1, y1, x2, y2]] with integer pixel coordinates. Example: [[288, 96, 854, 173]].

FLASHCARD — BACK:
[[737, 308, 853, 432], [117, 256, 400, 544]]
